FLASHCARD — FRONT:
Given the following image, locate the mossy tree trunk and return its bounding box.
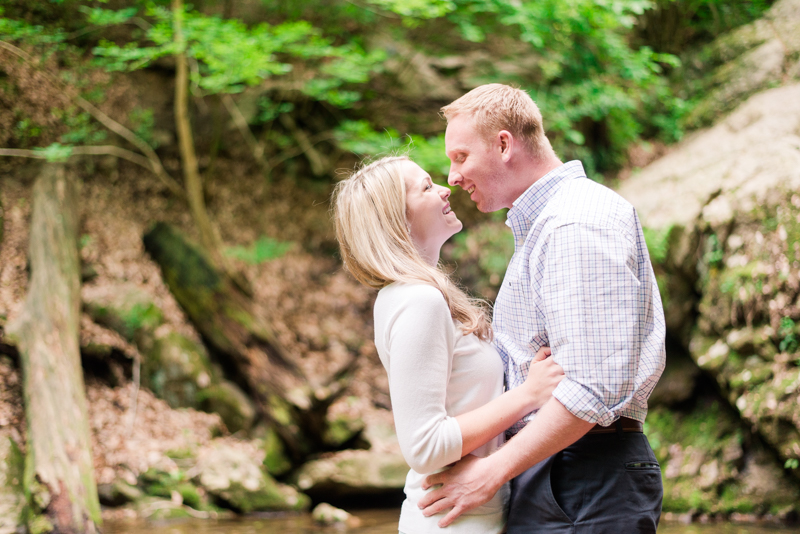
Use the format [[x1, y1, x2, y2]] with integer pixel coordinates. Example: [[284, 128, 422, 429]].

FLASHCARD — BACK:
[[6, 164, 100, 533], [143, 223, 356, 462], [171, 0, 251, 296]]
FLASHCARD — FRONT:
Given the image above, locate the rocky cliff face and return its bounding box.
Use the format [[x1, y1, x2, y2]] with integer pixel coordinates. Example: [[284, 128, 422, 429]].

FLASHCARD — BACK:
[[618, 77, 800, 516]]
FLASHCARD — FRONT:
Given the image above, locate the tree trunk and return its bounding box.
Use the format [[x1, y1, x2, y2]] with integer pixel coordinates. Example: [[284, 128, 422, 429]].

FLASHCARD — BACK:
[[6, 164, 100, 533], [143, 223, 358, 462], [172, 0, 252, 296]]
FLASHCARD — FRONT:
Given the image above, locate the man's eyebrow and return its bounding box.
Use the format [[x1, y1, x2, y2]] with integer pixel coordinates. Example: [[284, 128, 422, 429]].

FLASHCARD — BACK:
[[447, 145, 468, 156]]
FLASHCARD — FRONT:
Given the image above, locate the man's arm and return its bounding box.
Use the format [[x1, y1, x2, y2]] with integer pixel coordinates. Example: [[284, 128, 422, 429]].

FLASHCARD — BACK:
[[418, 397, 594, 527]]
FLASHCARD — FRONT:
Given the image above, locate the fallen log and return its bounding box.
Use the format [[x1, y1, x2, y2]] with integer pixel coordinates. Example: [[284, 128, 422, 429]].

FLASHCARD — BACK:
[[6, 164, 100, 533], [143, 222, 357, 462]]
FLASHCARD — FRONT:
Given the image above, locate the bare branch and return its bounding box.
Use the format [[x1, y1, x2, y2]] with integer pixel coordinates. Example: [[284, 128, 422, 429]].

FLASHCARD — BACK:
[[0, 40, 184, 198], [0, 146, 168, 181], [279, 113, 329, 176], [221, 94, 272, 175]]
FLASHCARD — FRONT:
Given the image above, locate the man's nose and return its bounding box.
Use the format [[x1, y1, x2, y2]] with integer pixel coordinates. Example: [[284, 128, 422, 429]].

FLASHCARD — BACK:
[[448, 171, 460, 187]]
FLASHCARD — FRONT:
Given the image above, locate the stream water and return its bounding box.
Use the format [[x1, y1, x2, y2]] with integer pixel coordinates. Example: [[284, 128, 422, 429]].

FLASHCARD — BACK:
[[102, 509, 800, 534]]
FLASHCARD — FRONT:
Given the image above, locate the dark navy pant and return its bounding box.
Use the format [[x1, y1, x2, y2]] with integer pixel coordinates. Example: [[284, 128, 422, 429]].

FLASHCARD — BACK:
[[506, 431, 662, 533]]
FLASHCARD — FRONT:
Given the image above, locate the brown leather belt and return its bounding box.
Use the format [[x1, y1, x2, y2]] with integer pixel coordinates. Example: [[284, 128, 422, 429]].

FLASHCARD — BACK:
[[587, 416, 643, 435]]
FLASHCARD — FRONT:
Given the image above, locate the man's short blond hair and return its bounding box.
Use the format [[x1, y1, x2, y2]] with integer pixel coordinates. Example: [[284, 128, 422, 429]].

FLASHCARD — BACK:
[[441, 84, 548, 158]]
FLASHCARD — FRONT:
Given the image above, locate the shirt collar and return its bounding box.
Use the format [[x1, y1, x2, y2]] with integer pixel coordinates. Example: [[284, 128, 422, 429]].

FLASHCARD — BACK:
[[506, 160, 586, 246]]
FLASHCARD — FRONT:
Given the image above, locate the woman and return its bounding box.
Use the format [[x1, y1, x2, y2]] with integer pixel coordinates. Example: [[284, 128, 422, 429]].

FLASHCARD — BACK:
[[333, 156, 563, 533]]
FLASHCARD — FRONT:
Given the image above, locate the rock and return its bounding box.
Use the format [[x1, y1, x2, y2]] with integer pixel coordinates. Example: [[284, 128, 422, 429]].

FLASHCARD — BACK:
[[617, 83, 800, 483], [144, 330, 217, 410], [83, 283, 164, 343], [97, 478, 143, 507], [681, 0, 800, 129], [195, 442, 309, 513], [293, 449, 408, 502], [312, 502, 362, 528], [648, 349, 701, 407], [647, 403, 800, 516], [0, 430, 24, 534], [197, 380, 256, 434], [260, 426, 292, 477]]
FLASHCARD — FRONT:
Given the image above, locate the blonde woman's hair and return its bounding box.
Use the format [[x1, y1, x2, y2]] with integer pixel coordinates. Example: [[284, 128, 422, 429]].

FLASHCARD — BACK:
[[441, 83, 550, 159], [332, 155, 492, 341]]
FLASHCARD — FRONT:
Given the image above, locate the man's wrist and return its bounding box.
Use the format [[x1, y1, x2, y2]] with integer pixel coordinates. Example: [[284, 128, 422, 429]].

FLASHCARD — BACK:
[[484, 445, 513, 490]]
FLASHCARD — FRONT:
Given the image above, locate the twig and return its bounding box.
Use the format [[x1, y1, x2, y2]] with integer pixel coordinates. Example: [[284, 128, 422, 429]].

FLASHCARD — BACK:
[[0, 146, 160, 176], [126, 352, 141, 437], [0, 40, 185, 198], [343, 0, 400, 19], [279, 113, 329, 176], [270, 131, 334, 168], [64, 18, 153, 41], [221, 94, 271, 175]]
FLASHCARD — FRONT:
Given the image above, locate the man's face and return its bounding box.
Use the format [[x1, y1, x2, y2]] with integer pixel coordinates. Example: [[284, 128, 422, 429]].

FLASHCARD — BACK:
[[445, 114, 511, 213]]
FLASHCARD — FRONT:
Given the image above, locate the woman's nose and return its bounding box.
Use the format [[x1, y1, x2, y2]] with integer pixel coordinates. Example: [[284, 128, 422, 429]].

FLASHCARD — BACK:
[[438, 185, 450, 199]]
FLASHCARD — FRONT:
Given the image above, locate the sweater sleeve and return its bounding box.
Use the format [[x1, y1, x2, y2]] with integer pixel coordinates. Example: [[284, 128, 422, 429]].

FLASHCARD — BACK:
[[380, 284, 463, 474]]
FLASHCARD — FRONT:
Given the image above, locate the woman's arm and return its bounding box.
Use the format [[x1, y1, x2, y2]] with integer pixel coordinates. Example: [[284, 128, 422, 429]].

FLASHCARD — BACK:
[[455, 347, 564, 457]]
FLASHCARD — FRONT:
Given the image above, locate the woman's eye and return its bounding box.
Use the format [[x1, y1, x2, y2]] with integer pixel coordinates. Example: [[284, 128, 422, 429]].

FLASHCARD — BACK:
[[425, 184, 432, 190]]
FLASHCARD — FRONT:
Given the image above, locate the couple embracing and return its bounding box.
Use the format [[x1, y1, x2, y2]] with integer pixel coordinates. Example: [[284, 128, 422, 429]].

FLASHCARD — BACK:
[[333, 84, 666, 533]]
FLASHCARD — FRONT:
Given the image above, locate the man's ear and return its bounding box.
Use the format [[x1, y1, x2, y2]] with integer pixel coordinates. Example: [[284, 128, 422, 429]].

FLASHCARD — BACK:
[[498, 130, 513, 162]]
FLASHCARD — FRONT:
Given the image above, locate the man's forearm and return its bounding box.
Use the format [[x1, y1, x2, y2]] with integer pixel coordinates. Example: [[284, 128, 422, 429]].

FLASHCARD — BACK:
[[485, 397, 595, 482]]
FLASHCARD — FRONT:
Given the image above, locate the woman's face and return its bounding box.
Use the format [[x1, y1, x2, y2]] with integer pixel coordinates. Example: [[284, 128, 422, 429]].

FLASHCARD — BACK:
[[402, 160, 462, 264]]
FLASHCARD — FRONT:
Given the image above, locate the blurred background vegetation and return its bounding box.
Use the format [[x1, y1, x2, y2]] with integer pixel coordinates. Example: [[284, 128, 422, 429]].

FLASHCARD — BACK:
[[3, 0, 799, 530]]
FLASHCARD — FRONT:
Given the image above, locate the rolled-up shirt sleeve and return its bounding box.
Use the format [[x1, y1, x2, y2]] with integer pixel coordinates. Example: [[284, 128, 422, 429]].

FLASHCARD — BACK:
[[541, 222, 642, 427], [383, 285, 462, 474]]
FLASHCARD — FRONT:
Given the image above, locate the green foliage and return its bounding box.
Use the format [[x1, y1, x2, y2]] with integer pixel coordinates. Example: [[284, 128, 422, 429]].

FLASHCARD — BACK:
[[33, 142, 73, 162], [0, 11, 66, 44], [129, 108, 157, 148], [779, 317, 798, 354], [121, 302, 164, 339], [393, 0, 681, 172], [92, 5, 385, 104], [225, 236, 294, 265], [59, 111, 107, 145], [255, 98, 295, 125], [642, 225, 672, 265], [333, 121, 451, 179], [366, 0, 456, 20], [79, 6, 138, 26], [786, 458, 800, 470], [446, 221, 515, 299], [14, 118, 42, 144], [703, 233, 724, 268]]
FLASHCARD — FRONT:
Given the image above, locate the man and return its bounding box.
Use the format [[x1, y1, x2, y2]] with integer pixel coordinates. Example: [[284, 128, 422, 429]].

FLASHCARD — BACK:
[[419, 84, 666, 532]]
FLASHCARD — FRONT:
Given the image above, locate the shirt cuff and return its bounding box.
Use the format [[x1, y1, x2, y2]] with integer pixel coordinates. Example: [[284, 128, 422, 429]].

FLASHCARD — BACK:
[[552, 378, 618, 427]]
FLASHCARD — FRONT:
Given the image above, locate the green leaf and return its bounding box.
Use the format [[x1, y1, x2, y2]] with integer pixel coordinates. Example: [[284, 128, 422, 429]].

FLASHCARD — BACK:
[[34, 143, 73, 162]]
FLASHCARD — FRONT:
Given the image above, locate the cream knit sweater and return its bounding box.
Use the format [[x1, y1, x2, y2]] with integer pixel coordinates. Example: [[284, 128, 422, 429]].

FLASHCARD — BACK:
[[374, 282, 509, 534]]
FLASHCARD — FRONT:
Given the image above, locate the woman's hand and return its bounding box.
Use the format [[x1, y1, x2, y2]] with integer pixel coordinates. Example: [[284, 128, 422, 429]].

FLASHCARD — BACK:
[[520, 346, 564, 410]]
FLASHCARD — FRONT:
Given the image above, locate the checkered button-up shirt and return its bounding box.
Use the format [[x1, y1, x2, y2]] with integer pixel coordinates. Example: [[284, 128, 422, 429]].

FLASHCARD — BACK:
[[494, 161, 666, 437]]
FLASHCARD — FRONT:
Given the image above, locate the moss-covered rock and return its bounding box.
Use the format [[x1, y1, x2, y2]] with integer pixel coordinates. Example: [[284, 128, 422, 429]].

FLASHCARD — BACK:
[[0, 429, 24, 534], [197, 380, 256, 434], [144, 330, 216, 410], [680, 0, 800, 129], [195, 442, 309, 513], [292, 449, 408, 501], [647, 403, 800, 517], [617, 83, 800, 493], [83, 283, 164, 344], [96, 478, 143, 507], [260, 426, 292, 477]]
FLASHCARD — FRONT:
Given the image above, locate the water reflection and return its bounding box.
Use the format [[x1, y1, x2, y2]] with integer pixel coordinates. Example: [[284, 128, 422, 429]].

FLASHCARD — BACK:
[[103, 509, 798, 534]]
